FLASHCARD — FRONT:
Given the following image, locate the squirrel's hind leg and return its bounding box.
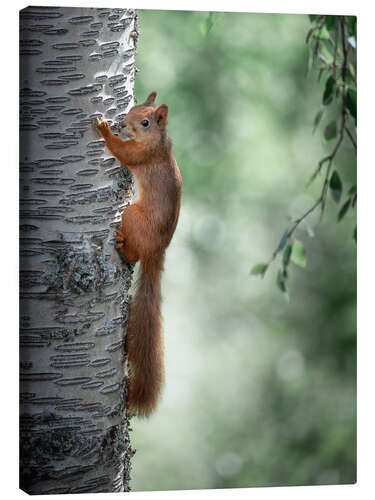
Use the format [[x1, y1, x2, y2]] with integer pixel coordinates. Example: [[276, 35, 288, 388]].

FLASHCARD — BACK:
[[116, 226, 139, 263]]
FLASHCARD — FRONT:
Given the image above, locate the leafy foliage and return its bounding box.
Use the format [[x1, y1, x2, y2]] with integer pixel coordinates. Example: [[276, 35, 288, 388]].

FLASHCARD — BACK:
[[250, 263, 268, 277], [291, 240, 307, 268], [252, 15, 357, 294]]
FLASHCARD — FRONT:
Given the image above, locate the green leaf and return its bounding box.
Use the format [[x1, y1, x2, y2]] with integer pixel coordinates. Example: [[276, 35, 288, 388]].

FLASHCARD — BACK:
[[282, 244, 292, 267], [347, 185, 357, 196], [329, 170, 343, 203], [324, 120, 337, 141], [353, 226, 357, 244], [250, 263, 268, 277], [318, 24, 330, 40], [291, 240, 307, 268], [348, 16, 357, 38], [324, 15, 336, 31], [323, 76, 335, 105], [306, 169, 320, 188], [308, 14, 317, 22], [320, 45, 334, 64], [345, 89, 357, 122], [338, 198, 351, 221], [276, 269, 287, 293], [306, 25, 319, 44], [349, 63, 356, 77], [313, 108, 324, 133]]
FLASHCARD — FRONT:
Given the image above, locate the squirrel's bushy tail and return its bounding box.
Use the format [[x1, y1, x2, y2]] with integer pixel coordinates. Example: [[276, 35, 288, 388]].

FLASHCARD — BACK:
[[127, 251, 165, 417]]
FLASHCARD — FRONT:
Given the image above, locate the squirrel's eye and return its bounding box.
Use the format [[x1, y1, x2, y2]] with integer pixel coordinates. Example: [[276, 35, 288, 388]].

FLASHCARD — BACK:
[[141, 119, 149, 127]]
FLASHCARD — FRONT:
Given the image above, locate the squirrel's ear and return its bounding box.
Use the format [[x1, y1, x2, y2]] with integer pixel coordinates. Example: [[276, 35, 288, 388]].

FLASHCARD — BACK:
[[155, 104, 168, 128], [144, 92, 157, 106]]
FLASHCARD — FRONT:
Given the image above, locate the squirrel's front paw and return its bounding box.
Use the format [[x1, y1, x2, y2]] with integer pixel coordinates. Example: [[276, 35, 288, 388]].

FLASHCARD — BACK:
[[95, 117, 110, 136]]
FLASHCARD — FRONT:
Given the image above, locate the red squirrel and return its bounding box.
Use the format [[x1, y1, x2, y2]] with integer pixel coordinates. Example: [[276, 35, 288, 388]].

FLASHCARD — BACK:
[[95, 92, 182, 417]]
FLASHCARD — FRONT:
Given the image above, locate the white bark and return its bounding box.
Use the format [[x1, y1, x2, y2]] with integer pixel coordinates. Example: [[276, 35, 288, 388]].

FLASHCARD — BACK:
[[19, 6, 138, 493]]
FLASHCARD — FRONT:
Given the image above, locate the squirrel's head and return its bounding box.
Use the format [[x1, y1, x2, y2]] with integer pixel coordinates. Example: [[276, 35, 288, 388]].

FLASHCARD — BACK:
[[120, 92, 168, 143]]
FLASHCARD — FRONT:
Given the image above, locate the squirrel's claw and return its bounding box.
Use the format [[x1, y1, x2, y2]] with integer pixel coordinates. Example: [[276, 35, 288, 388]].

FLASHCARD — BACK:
[[116, 231, 125, 249], [94, 117, 109, 134]]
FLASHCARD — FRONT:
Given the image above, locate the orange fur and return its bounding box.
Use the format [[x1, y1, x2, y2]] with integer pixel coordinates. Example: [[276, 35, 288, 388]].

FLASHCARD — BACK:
[[95, 92, 182, 417]]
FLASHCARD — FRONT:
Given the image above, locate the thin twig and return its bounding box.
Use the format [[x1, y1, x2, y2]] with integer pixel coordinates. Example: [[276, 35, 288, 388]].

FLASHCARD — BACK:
[[332, 17, 339, 82], [321, 119, 345, 216], [305, 20, 325, 44], [317, 52, 332, 67], [344, 125, 357, 149], [340, 17, 348, 81]]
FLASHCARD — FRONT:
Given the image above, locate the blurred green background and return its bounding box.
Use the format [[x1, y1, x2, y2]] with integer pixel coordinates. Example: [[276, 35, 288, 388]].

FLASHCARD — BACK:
[[131, 9, 356, 491]]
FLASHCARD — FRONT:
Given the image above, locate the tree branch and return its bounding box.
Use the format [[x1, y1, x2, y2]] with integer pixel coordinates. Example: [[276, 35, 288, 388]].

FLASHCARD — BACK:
[[255, 16, 356, 286]]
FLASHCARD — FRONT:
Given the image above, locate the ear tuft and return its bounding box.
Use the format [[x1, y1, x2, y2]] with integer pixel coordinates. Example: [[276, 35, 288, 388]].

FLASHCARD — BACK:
[[155, 104, 168, 128], [144, 92, 157, 106]]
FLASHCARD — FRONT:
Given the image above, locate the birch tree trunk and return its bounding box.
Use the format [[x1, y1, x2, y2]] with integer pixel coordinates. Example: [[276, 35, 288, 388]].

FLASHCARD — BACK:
[[19, 6, 138, 494]]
